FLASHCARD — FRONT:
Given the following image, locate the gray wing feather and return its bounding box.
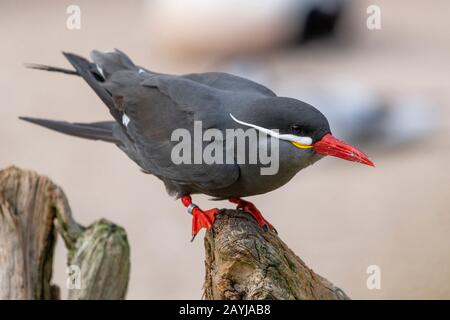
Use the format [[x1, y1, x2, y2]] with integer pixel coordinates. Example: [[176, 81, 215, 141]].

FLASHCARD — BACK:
[[103, 70, 240, 190], [183, 72, 276, 97]]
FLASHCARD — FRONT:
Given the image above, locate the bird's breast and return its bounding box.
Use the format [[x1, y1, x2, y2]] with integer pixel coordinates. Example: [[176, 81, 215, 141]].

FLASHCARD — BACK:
[[204, 143, 323, 198]]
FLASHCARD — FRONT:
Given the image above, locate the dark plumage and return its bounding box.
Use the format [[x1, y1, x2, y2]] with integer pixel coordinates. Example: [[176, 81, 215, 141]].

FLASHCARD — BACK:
[[21, 49, 373, 237]]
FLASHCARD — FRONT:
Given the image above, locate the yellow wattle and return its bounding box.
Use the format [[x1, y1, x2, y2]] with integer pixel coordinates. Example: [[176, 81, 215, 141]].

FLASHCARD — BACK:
[[291, 141, 313, 149]]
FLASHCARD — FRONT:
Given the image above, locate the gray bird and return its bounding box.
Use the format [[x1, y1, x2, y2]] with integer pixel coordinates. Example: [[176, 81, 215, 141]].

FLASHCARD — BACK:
[[21, 49, 373, 239]]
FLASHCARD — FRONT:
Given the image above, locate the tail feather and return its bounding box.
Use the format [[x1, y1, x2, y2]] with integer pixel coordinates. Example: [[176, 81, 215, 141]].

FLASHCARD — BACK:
[[19, 117, 118, 143], [25, 52, 123, 124], [25, 63, 79, 76], [22, 50, 137, 145], [61, 52, 123, 124]]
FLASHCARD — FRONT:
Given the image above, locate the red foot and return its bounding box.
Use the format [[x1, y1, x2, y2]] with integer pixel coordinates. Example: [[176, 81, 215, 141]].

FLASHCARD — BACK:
[[181, 195, 219, 241], [229, 198, 276, 232]]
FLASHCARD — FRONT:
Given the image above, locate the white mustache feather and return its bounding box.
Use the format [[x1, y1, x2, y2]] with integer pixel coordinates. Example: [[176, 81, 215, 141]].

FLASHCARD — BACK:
[[229, 113, 312, 146]]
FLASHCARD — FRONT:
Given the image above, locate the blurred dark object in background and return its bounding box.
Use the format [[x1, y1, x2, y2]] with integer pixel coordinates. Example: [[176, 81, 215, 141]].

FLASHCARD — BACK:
[[146, 0, 348, 56], [293, 0, 346, 45]]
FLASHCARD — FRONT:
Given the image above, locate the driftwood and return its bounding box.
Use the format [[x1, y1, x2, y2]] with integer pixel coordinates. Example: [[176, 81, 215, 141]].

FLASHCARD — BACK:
[[0, 166, 347, 300], [0, 166, 130, 300], [203, 210, 349, 300]]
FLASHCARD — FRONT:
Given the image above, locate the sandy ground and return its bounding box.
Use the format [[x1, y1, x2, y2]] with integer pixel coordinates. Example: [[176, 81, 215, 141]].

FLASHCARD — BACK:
[[1, 0, 449, 299]]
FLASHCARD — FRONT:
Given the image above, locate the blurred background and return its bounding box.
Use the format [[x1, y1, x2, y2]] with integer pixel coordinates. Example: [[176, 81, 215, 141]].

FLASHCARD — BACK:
[[1, 0, 449, 299]]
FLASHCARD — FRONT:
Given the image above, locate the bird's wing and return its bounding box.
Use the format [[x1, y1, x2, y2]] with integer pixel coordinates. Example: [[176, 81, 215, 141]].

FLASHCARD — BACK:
[[102, 70, 240, 191], [183, 72, 277, 97]]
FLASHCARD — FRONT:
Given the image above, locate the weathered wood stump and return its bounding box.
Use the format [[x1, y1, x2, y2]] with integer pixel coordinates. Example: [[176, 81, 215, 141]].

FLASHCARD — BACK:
[[0, 166, 347, 300], [203, 210, 349, 300], [0, 166, 130, 300]]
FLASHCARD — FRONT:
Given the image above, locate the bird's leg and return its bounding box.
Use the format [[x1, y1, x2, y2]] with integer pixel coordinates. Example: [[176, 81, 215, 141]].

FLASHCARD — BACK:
[[229, 198, 277, 233], [181, 195, 220, 241]]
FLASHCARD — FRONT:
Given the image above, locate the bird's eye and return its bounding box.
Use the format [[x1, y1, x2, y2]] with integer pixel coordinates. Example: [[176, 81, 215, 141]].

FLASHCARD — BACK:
[[290, 125, 303, 135]]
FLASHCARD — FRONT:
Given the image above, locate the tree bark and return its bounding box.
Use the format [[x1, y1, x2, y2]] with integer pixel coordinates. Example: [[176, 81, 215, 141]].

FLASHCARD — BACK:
[[0, 166, 130, 300], [203, 209, 349, 300]]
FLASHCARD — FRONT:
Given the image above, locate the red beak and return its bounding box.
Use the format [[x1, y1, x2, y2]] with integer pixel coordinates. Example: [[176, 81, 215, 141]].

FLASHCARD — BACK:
[[313, 134, 375, 167]]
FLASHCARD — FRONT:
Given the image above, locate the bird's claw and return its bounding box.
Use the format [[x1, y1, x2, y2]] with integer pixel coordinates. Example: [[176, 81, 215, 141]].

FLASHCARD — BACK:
[[181, 195, 219, 241], [191, 207, 219, 239], [262, 223, 277, 234], [229, 198, 277, 233]]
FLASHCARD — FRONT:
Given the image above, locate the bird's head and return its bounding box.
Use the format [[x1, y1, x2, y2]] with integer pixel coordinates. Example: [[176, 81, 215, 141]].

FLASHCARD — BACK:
[[230, 97, 374, 167]]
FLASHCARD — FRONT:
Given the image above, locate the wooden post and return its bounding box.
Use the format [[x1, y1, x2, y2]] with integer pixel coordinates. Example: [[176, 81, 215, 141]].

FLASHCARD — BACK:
[[203, 209, 349, 300], [0, 166, 347, 300], [0, 166, 130, 300]]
